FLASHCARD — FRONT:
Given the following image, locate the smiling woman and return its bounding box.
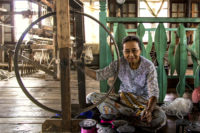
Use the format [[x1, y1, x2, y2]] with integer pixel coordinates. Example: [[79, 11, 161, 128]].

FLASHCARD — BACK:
[[122, 36, 141, 69], [85, 35, 167, 131]]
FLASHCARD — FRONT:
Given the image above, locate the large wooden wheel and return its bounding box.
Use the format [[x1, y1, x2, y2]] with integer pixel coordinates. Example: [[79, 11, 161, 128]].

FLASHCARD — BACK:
[[14, 10, 120, 115]]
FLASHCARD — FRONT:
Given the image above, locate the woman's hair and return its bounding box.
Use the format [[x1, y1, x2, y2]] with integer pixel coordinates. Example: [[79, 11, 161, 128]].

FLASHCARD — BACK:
[[122, 35, 142, 50]]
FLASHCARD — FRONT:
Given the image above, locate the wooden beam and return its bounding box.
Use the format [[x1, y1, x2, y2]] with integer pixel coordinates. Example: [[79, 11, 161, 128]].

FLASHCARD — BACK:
[[107, 17, 200, 23], [75, 3, 86, 108], [41, 25, 53, 31], [99, 0, 111, 92], [29, 28, 53, 38], [0, 22, 5, 63], [56, 0, 71, 132], [42, 119, 82, 132], [126, 28, 197, 32], [8, 50, 13, 72], [30, 44, 54, 49], [10, 0, 14, 43], [0, 0, 12, 3], [40, 0, 54, 9], [56, 0, 71, 48]]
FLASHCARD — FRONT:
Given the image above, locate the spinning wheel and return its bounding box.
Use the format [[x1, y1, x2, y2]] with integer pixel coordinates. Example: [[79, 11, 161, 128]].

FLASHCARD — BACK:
[[14, 10, 120, 116]]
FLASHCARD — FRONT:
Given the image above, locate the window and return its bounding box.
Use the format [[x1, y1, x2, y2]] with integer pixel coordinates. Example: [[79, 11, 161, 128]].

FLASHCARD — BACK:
[[14, 0, 39, 41], [191, 3, 199, 17], [122, 2, 137, 29], [84, 1, 99, 43], [139, 0, 168, 17], [1, 3, 12, 42], [188, 2, 199, 43], [171, 3, 186, 28], [171, 3, 186, 17], [108, 0, 137, 33], [139, 0, 169, 42]]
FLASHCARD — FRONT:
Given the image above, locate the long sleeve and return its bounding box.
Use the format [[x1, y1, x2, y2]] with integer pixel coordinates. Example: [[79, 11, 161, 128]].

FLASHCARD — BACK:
[[146, 65, 159, 99], [96, 60, 118, 81]]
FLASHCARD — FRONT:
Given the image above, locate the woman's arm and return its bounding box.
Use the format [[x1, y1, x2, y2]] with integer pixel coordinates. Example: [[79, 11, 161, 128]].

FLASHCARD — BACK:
[[85, 60, 118, 81], [85, 67, 97, 80], [141, 96, 157, 123], [141, 65, 159, 123], [146, 96, 157, 112]]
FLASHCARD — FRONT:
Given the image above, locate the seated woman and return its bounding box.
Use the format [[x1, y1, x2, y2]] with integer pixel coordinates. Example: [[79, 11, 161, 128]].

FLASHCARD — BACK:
[[85, 35, 166, 130]]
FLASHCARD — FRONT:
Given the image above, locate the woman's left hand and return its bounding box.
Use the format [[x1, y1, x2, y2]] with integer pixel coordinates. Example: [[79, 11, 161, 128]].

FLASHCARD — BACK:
[[141, 109, 152, 123]]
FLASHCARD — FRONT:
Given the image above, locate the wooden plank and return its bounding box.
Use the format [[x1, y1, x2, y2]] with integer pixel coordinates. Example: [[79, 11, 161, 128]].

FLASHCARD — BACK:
[[0, 118, 45, 124], [30, 44, 54, 49], [0, 124, 42, 133], [56, 3, 72, 129], [8, 50, 13, 72], [41, 26, 53, 31], [56, 0, 71, 48], [126, 28, 197, 32], [0, 71, 99, 132], [56, 0, 71, 131], [75, 4, 86, 108], [42, 119, 81, 132], [29, 28, 53, 38], [107, 17, 200, 23], [0, 78, 99, 88], [99, 0, 112, 92], [59, 48, 71, 131]]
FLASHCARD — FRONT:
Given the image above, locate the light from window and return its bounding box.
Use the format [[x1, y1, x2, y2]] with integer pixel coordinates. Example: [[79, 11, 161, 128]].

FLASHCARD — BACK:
[[14, 0, 39, 41], [138, 1, 168, 42], [84, 2, 100, 44]]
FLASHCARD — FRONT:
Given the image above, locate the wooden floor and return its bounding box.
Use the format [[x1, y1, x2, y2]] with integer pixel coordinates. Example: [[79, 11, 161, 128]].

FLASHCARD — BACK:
[[0, 70, 99, 133], [0, 70, 199, 133]]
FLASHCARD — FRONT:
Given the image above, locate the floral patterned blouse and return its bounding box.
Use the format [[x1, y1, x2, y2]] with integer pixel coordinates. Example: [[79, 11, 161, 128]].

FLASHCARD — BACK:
[[96, 56, 159, 99]]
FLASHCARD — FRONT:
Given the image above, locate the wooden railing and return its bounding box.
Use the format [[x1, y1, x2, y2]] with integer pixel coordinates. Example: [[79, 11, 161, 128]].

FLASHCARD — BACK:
[[112, 23, 200, 102], [99, 0, 200, 102]]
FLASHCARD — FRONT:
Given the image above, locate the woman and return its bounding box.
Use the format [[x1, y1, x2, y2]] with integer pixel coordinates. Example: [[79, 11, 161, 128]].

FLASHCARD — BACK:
[[85, 35, 166, 130]]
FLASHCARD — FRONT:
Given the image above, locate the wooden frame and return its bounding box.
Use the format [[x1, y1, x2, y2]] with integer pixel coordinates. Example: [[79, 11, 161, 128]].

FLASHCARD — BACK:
[[108, 0, 137, 32]]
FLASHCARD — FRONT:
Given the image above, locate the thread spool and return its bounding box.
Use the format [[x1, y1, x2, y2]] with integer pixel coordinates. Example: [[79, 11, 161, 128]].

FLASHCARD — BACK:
[[96, 123, 115, 133], [100, 114, 115, 128], [79, 119, 97, 133]]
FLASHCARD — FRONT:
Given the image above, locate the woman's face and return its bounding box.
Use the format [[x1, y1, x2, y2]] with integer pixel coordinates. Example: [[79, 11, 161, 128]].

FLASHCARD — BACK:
[[123, 41, 141, 64]]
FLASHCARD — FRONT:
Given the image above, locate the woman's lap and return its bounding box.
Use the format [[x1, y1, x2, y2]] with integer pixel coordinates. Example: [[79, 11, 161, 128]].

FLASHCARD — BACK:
[[86, 92, 167, 129]]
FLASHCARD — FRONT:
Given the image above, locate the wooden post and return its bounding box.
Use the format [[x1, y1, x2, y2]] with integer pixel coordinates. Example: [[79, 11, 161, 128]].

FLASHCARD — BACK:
[[99, 0, 112, 92], [53, 13, 58, 79], [0, 22, 4, 63], [56, 0, 71, 132], [8, 50, 13, 72], [11, 0, 15, 43], [38, 2, 41, 29], [74, 2, 86, 108]]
